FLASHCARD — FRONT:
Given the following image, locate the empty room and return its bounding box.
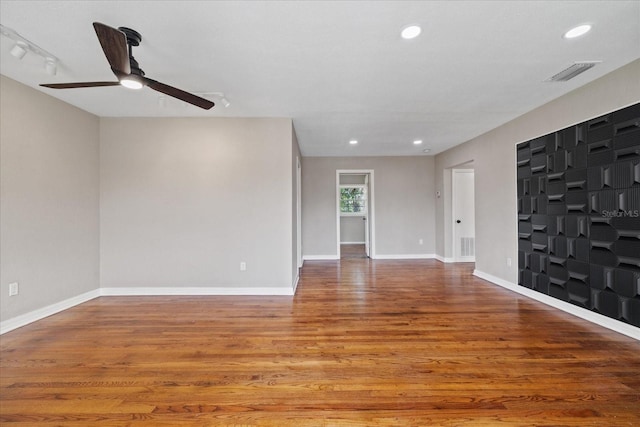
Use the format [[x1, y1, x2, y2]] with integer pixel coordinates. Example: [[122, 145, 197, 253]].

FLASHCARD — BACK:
[[1, 1, 639, 425]]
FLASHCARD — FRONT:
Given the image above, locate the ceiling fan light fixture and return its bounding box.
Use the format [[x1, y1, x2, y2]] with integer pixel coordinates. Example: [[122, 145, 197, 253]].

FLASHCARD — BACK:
[[120, 76, 144, 90]]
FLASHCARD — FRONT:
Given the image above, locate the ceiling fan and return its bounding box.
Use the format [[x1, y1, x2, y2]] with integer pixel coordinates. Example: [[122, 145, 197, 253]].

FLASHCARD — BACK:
[[40, 22, 214, 110]]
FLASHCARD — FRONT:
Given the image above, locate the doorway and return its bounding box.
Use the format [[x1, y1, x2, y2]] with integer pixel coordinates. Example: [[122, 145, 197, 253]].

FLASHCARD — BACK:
[[336, 170, 375, 259], [452, 168, 476, 262]]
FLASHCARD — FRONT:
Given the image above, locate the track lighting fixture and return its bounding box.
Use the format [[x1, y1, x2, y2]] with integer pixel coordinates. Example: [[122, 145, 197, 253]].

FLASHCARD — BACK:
[[1, 24, 60, 74]]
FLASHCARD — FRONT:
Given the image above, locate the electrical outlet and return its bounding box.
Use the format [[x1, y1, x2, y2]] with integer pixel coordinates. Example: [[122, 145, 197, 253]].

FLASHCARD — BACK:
[[9, 282, 19, 296], [506, 257, 512, 267], [240, 262, 247, 271], [418, 239, 423, 245]]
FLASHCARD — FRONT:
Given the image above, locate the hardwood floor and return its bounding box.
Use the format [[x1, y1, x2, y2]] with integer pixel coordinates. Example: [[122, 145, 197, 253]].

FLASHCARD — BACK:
[[1, 259, 639, 426], [340, 244, 367, 259]]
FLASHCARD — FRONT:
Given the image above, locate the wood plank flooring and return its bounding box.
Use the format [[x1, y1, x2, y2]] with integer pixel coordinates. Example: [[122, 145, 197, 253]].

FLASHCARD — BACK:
[[1, 259, 639, 426], [340, 244, 367, 259]]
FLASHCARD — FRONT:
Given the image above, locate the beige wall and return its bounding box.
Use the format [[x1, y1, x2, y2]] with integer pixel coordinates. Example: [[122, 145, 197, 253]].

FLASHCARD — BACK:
[[100, 117, 295, 289], [303, 156, 435, 257], [0, 76, 100, 321], [434, 59, 640, 283], [340, 216, 366, 243]]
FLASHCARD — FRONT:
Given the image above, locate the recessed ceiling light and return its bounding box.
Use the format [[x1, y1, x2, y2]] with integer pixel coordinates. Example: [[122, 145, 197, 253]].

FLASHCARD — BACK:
[[413, 140, 423, 145], [401, 25, 421, 40], [349, 140, 358, 145], [423, 149, 431, 153], [563, 24, 592, 39]]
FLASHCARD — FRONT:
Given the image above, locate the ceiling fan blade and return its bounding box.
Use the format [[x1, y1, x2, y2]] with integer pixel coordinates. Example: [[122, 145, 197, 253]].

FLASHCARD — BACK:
[[144, 78, 215, 110], [40, 82, 121, 89], [93, 22, 131, 75]]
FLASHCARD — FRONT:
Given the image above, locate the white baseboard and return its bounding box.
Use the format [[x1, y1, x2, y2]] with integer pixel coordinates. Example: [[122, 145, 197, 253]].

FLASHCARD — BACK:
[[473, 269, 640, 341], [374, 254, 436, 260], [435, 255, 455, 263], [292, 273, 300, 294], [303, 255, 340, 261], [1, 285, 295, 335], [100, 286, 295, 296], [0, 289, 101, 335]]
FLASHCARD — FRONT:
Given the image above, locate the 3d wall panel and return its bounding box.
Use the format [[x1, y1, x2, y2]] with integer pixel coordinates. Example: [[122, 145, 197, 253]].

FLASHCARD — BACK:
[[517, 102, 640, 327]]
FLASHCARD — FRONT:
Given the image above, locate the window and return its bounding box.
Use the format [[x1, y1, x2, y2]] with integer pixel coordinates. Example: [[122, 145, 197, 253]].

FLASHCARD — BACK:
[[340, 185, 367, 215]]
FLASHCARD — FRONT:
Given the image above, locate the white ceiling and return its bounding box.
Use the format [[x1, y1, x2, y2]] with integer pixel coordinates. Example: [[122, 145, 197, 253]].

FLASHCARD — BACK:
[[1, 1, 639, 157]]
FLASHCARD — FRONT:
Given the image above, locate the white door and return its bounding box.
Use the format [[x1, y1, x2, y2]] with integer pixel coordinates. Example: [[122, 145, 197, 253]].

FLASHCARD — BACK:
[[453, 169, 476, 262]]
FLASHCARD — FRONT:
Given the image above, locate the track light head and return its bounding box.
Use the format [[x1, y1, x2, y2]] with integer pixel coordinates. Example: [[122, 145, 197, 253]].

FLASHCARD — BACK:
[[10, 42, 28, 59], [45, 58, 57, 75]]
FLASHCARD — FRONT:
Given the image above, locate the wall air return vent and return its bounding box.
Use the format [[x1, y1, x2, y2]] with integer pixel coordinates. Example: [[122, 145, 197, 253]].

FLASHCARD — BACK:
[[460, 237, 475, 257], [545, 61, 601, 82]]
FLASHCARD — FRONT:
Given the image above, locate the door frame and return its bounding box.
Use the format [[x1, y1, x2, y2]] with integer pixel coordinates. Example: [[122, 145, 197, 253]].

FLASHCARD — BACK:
[[364, 174, 370, 257], [451, 168, 476, 262], [297, 156, 302, 268], [336, 169, 375, 259]]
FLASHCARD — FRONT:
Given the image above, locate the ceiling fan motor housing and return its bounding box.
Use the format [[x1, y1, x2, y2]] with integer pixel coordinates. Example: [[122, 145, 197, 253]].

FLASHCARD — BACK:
[[118, 27, 141, 46], [118, 27, 144, 76]]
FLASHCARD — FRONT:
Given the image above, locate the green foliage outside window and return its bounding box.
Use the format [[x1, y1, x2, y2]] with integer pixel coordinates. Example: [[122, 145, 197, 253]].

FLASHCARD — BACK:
[[340, 187, 366, 213]]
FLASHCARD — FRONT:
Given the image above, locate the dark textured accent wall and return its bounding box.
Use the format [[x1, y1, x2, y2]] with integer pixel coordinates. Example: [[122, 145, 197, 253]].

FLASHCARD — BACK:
[[517, 102, 640, 328]]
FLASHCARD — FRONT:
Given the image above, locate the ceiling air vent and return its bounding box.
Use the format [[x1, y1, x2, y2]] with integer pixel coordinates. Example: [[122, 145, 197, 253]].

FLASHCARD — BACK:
[[545, 61, 601, 82]]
